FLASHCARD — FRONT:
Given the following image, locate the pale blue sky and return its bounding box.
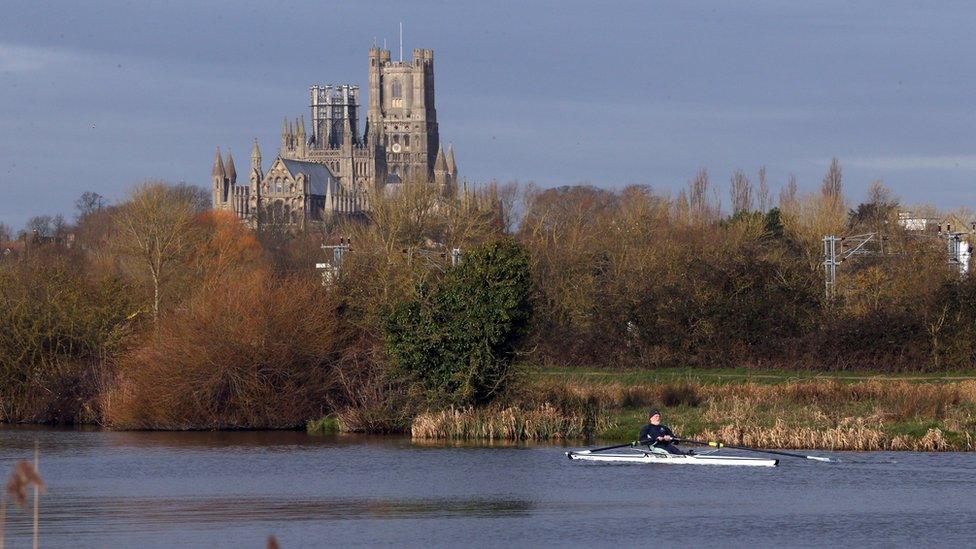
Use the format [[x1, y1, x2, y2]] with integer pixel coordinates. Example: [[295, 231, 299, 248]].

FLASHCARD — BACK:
[[2, 1, 975, 229]]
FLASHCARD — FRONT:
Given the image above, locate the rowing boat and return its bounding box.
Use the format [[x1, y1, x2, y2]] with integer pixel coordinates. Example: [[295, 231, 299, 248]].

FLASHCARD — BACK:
[[566, 448, 778, 467]]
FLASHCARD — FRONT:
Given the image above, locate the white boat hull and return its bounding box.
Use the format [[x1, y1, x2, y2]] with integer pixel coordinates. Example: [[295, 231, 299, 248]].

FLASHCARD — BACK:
[[566, 450, 778, 467]]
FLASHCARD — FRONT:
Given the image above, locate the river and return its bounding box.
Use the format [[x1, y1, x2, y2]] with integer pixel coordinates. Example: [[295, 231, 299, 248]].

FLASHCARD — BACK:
[[0, 427, 974, 548]]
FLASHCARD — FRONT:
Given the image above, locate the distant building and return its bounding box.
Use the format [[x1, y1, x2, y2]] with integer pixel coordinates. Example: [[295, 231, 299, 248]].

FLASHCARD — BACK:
[[211, 46, 458, 228], [897, 211, 929, 231]]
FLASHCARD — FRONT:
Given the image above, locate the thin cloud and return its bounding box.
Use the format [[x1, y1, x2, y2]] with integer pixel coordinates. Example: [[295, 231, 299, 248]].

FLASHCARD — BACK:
[[0, 43, 80, 72], [847, 155, 976, 171]]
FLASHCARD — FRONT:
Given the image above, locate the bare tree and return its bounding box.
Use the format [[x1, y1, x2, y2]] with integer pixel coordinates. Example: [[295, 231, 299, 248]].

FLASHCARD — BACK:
[[757, 166, 770, 212], [75, 191, 106, 219], [25, 216, 54, 238], [867, 180, 894, 207], [849, 180, 898, 232], [779, 174, 798, 212], [51, 214, 68, 238], [689, 168, 717, 224], [729, 169, 753, 214], [112, 181, 202, 323], [171, 182, 211, 211], [0, 222, 11, 242], [674, 188, 690, 225], [821, 157, 843, 201]]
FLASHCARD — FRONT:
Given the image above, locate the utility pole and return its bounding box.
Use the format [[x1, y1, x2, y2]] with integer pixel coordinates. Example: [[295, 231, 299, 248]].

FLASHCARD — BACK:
[[823, 236, 838, 301], [822, 233, 878, 301]]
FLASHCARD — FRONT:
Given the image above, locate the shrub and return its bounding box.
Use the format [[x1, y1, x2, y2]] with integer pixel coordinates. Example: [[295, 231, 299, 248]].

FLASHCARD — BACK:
[[385, 238, 533, 406], [0, 249, 134, 423], [102, 273, 348, 429]]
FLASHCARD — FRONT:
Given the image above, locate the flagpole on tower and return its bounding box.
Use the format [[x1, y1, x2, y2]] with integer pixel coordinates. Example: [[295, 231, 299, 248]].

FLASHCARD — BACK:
[[399, 21, 403, 62]]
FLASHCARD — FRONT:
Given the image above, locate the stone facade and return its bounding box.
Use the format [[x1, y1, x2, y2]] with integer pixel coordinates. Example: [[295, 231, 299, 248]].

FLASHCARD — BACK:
[[211, 46, 458, 227]]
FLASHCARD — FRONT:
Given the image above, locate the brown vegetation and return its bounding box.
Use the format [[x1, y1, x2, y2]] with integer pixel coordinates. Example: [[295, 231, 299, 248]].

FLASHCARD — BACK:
[[102, 206, 364, 429], [411, 404, 607, 441], [518, 161, 976, 371], [102, 273, 348, 429], [5, 160, 976, 434]]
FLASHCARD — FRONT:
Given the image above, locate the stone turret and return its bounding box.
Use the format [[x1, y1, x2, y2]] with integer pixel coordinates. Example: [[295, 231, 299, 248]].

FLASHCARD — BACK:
[[433, 145, 449, 189], [225, 150, 237, 185], [212, 147, 227, 207], [281, 117, 289, 151], [212, 147, 225, 178], [251, 138, 262, 172], [297, 115, 307, 156], [446, 144, 457, 184]]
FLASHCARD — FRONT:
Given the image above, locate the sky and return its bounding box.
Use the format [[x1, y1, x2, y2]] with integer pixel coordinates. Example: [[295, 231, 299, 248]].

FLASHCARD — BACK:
[[2, 0, 976, 229]]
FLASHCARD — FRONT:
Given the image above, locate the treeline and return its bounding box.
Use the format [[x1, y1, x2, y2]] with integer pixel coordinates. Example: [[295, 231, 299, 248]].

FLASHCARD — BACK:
[[2, 160, 976, 427], [0, 181, 529, 427], [520, 161, 976, 371]]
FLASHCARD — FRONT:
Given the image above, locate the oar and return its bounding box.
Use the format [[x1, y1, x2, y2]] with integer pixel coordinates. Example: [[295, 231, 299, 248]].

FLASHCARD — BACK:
[[575, 441, 636, 454], [677, 438, 832, 462]]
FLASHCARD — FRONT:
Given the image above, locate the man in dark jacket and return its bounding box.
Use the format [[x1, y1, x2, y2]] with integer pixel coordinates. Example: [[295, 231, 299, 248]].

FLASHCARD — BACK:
[[638, 409, 687, 454]]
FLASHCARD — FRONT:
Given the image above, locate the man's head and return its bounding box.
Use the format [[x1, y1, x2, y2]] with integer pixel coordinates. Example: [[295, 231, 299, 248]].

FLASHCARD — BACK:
[[648, 409, 661, 425]]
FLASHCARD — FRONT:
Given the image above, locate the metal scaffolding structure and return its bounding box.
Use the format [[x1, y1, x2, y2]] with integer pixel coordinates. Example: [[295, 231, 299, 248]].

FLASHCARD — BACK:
[[823, 227, 973, 300], [823, 233, 883, 300], [316, 238, 353, 285], [315, 238, 461, 284]]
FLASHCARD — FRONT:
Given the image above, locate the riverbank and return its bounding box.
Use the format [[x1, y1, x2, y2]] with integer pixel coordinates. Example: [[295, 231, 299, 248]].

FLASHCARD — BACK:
[[397, 367, 976, 451]]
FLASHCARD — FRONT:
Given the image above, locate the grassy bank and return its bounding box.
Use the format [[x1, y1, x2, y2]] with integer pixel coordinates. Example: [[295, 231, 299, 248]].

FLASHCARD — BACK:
[[534, 365, 976, 385], [404, 368, 976, 451]]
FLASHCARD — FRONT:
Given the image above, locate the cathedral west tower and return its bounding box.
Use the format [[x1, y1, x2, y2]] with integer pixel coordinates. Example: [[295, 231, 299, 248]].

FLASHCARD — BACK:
[[368, 47, 442, 186]]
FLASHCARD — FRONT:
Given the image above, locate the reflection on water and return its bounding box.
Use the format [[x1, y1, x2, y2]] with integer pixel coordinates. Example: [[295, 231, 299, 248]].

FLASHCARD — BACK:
[[38, 496, 533, 525], [1, 427, 976, 548]]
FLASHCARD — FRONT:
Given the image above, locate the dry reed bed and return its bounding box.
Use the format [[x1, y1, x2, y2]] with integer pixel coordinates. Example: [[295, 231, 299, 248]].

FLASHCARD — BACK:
[[411, 378, 976, 450], [693, 419, 960, 452], [411, 404, 605, 441]]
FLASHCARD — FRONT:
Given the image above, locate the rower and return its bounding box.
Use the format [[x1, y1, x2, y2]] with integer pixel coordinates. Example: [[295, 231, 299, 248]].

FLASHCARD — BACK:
[[638, 409, 687, 455]]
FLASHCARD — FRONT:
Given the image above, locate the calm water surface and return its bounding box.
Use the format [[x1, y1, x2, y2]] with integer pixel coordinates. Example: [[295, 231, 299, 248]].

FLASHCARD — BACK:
[[1, 428, 974, 548]]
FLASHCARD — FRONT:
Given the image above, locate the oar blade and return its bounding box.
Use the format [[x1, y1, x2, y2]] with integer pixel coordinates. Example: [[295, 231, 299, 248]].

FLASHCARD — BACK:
[[806, 456, 832, 462]]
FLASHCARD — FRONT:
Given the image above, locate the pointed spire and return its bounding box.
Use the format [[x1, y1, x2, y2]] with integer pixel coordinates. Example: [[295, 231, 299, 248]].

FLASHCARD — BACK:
[[225, 149, 237, 182], [434, 145, 448, 173], [251, 138, 261, 163], [342, 115, 352, 146], [446, 143, 456, 174], [298, 115, 306, 136], [282, 117, 289, 136], [211, 147, 226, 178]]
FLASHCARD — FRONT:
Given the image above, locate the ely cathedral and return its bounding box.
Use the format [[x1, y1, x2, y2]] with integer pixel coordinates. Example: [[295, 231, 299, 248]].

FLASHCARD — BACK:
[[210, 46, 458, 226]]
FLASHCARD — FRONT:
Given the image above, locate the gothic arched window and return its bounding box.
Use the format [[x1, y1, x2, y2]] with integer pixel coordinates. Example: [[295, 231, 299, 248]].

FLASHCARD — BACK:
[[404, 135, 410, 148], [391, 78, 402, 98]]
